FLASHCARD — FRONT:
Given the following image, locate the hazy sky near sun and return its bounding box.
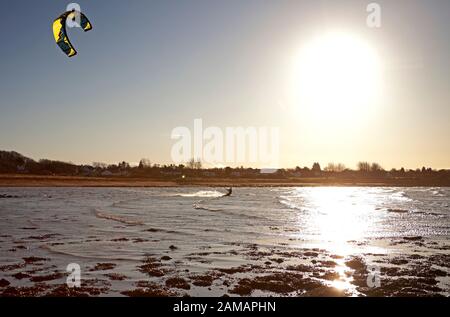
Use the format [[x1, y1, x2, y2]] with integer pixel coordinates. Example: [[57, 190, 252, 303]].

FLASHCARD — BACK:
[[0, 0, 449, 169]]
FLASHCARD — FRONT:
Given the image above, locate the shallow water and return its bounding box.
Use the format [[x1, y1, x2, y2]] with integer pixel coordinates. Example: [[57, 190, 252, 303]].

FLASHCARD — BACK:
[[0, 187, 449, 296]]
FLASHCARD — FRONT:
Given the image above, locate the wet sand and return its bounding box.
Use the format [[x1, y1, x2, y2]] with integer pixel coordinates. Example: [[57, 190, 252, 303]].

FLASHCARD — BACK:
[[0, 174, 447, 187], [0, 238, 448, 297]]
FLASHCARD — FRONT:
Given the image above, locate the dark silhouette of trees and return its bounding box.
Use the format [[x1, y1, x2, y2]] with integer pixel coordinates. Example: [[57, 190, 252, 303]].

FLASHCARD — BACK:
[[370, 162, 383, 172], [38, 159, 77, 175], [325, 163, 346, 172], [187, 158, 202, 169], [118, 161, 130, 170], [312, 162, 321, 172], [138, 159, 152, 169], [1, 150, 450, 186], [357, 161, 371, 173], [357, 161, 384, 176]]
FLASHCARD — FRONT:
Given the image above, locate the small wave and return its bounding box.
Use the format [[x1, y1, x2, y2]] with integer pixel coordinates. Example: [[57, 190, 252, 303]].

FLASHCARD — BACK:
[[0, 194, 22, 199], [41, 244, 140, 261], [140, 227, 196, 236], [278, 198, 301, 210], [94, 209, 143, 225], [193, 203, 223, 212], [193, 203, 269, 221], [176, 190, 225, 198], [413, 211, 444, 217], [110, 196, 148, 209], [387, 208, 409, 213], [431, 190, 445, 197], [390, 191, 413, 202]]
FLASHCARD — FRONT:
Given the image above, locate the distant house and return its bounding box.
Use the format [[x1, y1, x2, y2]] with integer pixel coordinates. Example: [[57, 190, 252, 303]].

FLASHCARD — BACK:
[[16, 164, 26, 172], [101, 170, 113, 176], [259, 168, 278, 174], [160, 171, 182, 176], [79, 166, 94, 176]]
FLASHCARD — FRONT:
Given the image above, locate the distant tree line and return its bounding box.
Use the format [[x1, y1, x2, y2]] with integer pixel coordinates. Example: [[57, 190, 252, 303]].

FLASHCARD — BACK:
[[0, 151, 449, 183]]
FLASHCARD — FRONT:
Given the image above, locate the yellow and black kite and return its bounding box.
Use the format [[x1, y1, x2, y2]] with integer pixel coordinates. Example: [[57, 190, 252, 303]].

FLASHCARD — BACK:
[[53, 10, 92, 57]]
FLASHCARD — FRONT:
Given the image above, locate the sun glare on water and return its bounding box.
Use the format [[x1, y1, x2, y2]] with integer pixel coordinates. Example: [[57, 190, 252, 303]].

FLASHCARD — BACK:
[[292, 187, 381, 295], [294, 32, 382, 122]]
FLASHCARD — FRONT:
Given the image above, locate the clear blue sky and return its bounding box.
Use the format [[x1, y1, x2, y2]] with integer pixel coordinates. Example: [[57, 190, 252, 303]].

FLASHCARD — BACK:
[[0, 0, 449, 169]]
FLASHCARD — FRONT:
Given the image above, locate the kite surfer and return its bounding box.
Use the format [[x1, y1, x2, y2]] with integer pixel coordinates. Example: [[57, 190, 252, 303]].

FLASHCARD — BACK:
[[224, 187, 232, 197]]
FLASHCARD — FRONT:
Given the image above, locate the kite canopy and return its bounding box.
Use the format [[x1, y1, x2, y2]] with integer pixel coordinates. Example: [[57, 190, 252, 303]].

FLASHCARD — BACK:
[[53, 11, 92, 57]]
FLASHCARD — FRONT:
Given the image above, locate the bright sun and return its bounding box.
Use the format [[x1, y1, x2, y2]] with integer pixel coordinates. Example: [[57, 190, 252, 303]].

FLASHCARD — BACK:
[[294, 32, 382, 121]]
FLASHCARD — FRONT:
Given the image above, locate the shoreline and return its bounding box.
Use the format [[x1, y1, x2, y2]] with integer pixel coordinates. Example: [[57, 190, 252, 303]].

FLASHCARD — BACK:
[[0, 174, 448, 187], [0, 186, 448, 297]]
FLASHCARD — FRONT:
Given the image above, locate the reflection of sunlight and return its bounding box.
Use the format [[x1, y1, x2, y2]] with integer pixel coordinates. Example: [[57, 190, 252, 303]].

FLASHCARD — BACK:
[[295, 187, 378, 295], [306, 187, 375, 256], [330, 279, 348, 290], [329, 257, 358, 295]]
